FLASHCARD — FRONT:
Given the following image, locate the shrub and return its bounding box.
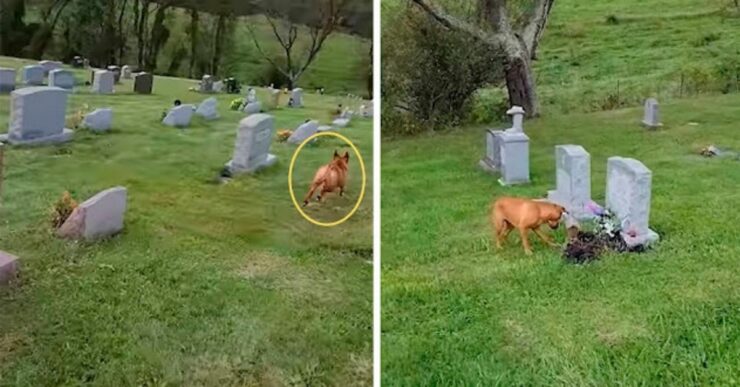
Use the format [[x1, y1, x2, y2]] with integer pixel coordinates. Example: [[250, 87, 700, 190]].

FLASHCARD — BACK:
[[605, 15, 620, 25], [50, 191, 78, 229]]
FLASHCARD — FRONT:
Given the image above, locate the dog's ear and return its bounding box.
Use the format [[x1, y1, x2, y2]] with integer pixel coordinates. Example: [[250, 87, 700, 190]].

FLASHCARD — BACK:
[[333, 150, 340, 159], [343, 151, 350, 162]]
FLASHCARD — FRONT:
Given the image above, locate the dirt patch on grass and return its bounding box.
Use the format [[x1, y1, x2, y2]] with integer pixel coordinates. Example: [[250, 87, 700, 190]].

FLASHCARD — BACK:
[[0, 331, 29, 363]]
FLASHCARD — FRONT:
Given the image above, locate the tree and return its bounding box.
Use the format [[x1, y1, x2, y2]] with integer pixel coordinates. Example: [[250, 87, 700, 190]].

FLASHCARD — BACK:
[[410, 0, 555, 117], [247, 0, 346, 89]]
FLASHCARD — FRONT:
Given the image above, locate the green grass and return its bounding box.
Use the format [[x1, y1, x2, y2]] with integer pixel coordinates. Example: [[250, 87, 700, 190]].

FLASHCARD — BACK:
[[0, 56, 373, 386], [381, 92, 740, 385]]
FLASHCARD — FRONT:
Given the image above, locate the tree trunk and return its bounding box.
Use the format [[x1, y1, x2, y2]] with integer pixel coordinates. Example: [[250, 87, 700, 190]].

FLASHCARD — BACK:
[[502, 38, 539, 117], [211, 14, 225, 76], [188, 9, 198, 78]]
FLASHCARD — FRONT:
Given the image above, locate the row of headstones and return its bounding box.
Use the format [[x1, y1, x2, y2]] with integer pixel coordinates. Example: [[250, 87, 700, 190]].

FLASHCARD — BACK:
[[0, 66, 153, 94], [89, 70, 153, 94]]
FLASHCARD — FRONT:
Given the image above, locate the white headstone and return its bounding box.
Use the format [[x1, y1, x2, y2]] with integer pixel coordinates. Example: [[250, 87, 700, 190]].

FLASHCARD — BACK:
[[213, 81, 224, 93], [200, 75, 214, 93], [195, 97, 220, 120], [0, 68, 16, 93], [121, 65, 133, 79], [162, 105, 194, 127], [0, 86, 73, 145], [642, 98, 662, 128], [243, 101, 262, 115], [287, 120, 319, 144], [606, 157, 659, 247], [226, 114, 278, 174], [22, 65, 44, 86], [247, 88, 257, 103], [317, 125, 333, 133], [48, 69, 75, 89], [506, 106, 525, 132], [57, 187, 127, 241], [92, 70, 114, 94], [270, 89, 281, 109], [290, 88, 303, 107], [547, 145, 593, 220], [479, 129, 504, 173], [498, 132, 530, 186], [83, 108, 113, 132], [38, 60, 62, 75], [332, 117, 351, 128]]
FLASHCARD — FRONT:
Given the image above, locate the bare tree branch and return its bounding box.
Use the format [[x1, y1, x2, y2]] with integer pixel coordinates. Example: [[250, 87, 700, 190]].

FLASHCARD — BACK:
[[410, 0, 505, 48], [521, 0, 555, 58]]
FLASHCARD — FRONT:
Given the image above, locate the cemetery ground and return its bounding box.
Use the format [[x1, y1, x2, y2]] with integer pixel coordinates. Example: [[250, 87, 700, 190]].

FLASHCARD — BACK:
[[0, 57, 373, 385], [381, 92, 740, 385]]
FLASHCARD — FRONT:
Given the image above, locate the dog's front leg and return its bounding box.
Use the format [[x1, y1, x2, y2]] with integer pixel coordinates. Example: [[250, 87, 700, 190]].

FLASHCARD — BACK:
[[518, 228, 533, 255], [534, 228, 559, 248]]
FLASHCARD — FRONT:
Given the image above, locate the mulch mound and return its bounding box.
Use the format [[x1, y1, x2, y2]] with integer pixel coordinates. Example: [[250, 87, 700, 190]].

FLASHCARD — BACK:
[[564, 231, 646, 264]]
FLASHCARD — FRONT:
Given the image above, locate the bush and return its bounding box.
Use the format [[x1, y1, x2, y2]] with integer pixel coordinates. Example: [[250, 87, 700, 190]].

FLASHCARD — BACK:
[[381, 6, 503, 136]]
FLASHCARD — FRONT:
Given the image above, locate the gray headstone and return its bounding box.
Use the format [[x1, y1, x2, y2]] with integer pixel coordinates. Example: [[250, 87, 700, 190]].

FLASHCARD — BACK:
[[48, 69, 75, 89], [0, 250, 19, 286], [317, 125, 334, 133], [247, 88, 257, 103], [200, 75, 214, 93], [498, 132, 530, 186], [0, 87, 73, 145], [133, 72, 153, 94], [642, 98, 662, 128], [39, 60, 62, 75], [243, 101, 262, 115], [57, 187, 128, 241], [22, 65, 44, 86], [107, 65, 121, 83], [290, 88, 303, 107], [83, 108, 113, 132], [213, 81, 224, 93], [92, 70, 114, 94], [0, 68, 16, 93], [162, 105, 194, 127], [121, 65, 132, 79], [479, 129, 504, 173], [287, 120, 319, 144], [195, 97, 220, 120], [332, 117, 351, 128], [606, 157, 659, 246], [547, 145, 593, 220], [270, 89, 281, 109], [226, 113, 278, 174]]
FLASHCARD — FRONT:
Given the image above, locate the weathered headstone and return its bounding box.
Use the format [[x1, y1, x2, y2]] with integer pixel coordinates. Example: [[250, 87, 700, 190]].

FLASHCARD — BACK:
[[290, 88, 303, 107], [39, 60, 62, 75], [0, 87, 73, 145], [498, 132, 530, 186], [317, 125, 333, 133], [642, 98, 662, 129], [195, 97, 220, 120], [133, 72, 153, 94], [287, 120, 319, 144], [226, 114, 278, 174], [22, 65, 44, 86], [547, 145, 593, 220], [0, 68, 16, 93], [107, 65, 121, 83], [243, 101, 262, 115], [200, 75, 214, 93], [479, 106, 527, 175], [57, 187, 128, 241], [162, 105, 194, 127], [247, 88, 257, 103], [332, 117, 351, 128], [92, 70, 114, 94], [121, 65, 133, 79], [269, 89, 281, 109], [605, 157, 659, 247], [83, 108, 113, 132], [213, 80, 224, 93], [0, 250, 19, 286], [48, 69, 75, 89]]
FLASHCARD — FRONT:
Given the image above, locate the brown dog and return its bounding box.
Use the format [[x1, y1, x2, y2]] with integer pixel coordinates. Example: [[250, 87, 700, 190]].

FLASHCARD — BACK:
[[490, 197, 567, 255], [303, 150, 350, 206]]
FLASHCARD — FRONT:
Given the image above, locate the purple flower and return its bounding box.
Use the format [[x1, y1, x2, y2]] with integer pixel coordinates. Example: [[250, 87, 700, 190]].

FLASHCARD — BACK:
[[585, 201, 605, 216]]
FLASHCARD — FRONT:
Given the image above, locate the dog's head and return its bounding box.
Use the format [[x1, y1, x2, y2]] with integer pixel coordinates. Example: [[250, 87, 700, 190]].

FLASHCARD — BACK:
[[332, 150, 350, 170], [546, 204, 567, 229]]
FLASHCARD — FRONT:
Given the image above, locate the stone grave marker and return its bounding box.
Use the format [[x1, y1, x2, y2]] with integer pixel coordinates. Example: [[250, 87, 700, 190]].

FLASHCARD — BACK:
[[247, 88, 257, 103], [642, 98, 662, 129], [92, 70, 114, 94], [83, 108, 113, 132], [606, 157, 659, 247], [0, 250, 19, 286], [333, 116, 351, 128], [162, 105, 194, 127], [0, 87, 73, 145], [57, 187, 128, 241], [270, 89, 281, 109], [479, 106, 527, 175], [243, 101, 262, 115], [287, 120, 319, 144], [289, 88, 303, 107], [121, 65, 133, 79], [498, 132, 530, 186], [48, 69, 75, 89], [226, 114, 278, 174], [107, 65, 121, 83], [39, 60, 62, 75], [213, 81, 224, 93], [547, 145, 593, 220], [200, 75, 214, 93], [134, 72, 153, 94], [317, 125, 333, 133], [195, 97, 220, 120], [0, 68, 16, 93], [22, 65, 44, 86]]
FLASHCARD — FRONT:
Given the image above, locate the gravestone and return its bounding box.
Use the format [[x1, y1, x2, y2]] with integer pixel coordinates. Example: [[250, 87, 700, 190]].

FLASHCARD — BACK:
[[57, 187, 128, 241], [213, 81, 224, 93], [195, 97, 220, 120], [48, 69, 75, 89], [317, 125, 334, 133], [162, 105, 194, 127], [133, 72, 153, 94], [479, 106, 527, 175], [22, 65, 44, 86], [121, 65, 132, 80], [605, 157, 659, 247], [243, 101, 262, 115], [287, 120, 319, 144], [547, 145, 593, 220], [498, 132, 530, 186], [200, 75, 214, 93], [107, 65, 121, 83], [0, 87, 73, 145], [289, 88, 303, 107], [269, 89, 281, 109], [83, 108, 113, 132], [226, 114, 278, 174], [92, 70, 114, 94], [0, 68, 16, 93], [39, 60, 62, 75], [642, 98, 662, 129], [247, 88, 257, 103], [333, 117, 351, 128], [507, 106, 525, 132], [0, 250, 19, 286]]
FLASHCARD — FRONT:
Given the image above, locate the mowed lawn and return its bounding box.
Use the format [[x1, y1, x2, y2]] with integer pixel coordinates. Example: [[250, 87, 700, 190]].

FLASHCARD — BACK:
[[381, 93, 740, 385], [0, 57, 373, 386]]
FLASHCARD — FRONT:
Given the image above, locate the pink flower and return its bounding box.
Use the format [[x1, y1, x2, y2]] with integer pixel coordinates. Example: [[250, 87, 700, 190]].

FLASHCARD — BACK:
[[585, 201, 605, 216]]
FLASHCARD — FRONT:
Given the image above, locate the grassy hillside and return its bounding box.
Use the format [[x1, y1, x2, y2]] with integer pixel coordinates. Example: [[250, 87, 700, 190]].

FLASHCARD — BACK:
[[0, 56, 373, 386]]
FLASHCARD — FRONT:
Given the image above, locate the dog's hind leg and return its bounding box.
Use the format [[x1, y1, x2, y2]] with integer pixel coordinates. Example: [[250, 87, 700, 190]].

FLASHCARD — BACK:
[[303, 182, 323, 207], [518, 227, 533, 255]]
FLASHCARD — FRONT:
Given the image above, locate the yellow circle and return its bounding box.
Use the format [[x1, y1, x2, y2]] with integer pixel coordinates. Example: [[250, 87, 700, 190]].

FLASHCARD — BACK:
[[288, 131, 367, 227]]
